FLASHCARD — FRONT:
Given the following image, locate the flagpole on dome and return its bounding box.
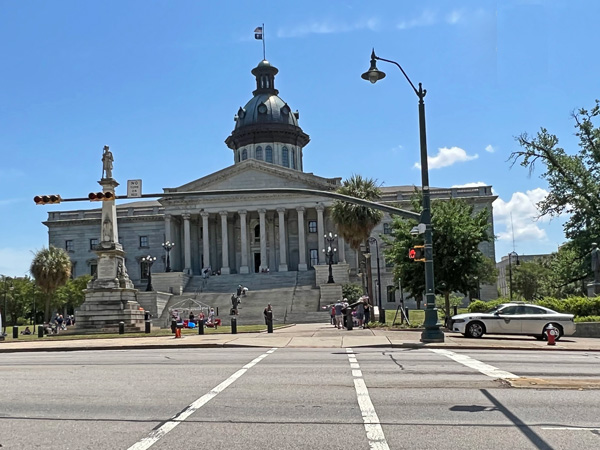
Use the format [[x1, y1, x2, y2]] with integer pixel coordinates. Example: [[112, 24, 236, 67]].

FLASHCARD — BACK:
[[254, 24, 266, 61]]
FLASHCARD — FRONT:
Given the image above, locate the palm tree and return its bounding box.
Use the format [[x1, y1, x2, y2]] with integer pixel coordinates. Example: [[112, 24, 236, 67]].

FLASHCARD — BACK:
[[331, 175, 383, 305], [30, 246, 72, 322]]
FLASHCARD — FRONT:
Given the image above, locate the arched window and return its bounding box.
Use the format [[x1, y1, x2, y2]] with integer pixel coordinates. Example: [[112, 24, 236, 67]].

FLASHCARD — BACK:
[[266, 146, 273, 163], [242, 149, 248, 160], [256, 146, 263, 160], [282, 147, 289, 167], [291, 148, 297, 169]]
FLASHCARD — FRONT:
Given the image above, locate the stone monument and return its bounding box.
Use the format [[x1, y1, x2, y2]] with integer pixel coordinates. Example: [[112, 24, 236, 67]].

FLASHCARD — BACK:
[[76, 146, 145, 331], [587, 242, 600, 297]]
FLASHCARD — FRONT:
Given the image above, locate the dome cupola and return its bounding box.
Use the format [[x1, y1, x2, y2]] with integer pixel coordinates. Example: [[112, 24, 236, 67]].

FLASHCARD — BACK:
[[225, 60, 310, 171]]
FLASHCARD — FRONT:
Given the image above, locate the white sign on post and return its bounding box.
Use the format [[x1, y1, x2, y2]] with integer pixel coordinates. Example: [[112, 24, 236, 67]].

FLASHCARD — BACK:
[[127, 179, 142, 198]]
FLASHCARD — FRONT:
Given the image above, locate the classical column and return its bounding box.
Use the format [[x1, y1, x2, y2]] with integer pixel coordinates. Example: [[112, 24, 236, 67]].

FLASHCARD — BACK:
[[239, 210, 249, 274], [277, 208, 288, 272], [316, 204, 325, 264], [182, 213, 192, 275], [258, 208, 267, 272], [201, 212, 210, 271], [219, 211, 230, 275], [296, 207, 307, 271], [338, 235, 346, 263]]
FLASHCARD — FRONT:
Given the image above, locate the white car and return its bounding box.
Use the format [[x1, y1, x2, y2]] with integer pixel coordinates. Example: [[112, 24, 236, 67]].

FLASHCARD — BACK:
[[449, 302, 576, 340]]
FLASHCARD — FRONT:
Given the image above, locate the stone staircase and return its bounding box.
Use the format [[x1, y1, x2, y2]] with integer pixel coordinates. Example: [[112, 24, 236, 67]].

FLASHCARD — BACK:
[[158, 271, 324, 326]]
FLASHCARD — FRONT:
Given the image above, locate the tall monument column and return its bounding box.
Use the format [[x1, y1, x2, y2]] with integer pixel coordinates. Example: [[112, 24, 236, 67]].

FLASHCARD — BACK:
[[316, 204, 325, 264], [77, 146, 144, 332], [201, 211, 210, 271]]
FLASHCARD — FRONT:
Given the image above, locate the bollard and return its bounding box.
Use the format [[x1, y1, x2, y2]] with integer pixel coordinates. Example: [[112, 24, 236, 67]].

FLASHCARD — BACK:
[[119, 321, 125, 335], [231, 317, 237, 334], [405, 308, 410, 321], [453, 305, 458, 316], [145, 320, 151, 334], [175, 323, 182, 338], [347, 316, 353, 331], [171, 319, 177, 334], [13, 325, 19, 339], [38, 325, 44, 338], [267, 319, 273, 334], [198, 319, 204, 335]]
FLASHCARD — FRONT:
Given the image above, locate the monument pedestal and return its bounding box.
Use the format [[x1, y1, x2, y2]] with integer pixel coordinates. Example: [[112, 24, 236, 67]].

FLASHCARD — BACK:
[[76, 288, 144, 332], [587, 282, 600, 297]]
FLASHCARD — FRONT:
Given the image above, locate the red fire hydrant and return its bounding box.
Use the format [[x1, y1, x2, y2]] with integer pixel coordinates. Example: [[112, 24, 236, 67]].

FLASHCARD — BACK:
[[545, 324, 557, 346]]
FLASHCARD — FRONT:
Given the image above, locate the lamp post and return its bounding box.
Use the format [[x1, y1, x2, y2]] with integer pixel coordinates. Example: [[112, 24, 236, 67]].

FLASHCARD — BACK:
[[2, 276, 13, 335], [508, 251, 519, 301], [362, 49, 443, 342], [142, 255, 157, 292], [323, 232, 337, 283], [368, 237, 385, 323], [162, 241, 175, 273]]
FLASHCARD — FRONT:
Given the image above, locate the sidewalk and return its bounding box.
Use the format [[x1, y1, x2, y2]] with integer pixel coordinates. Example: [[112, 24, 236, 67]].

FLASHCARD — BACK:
[[1, 322, 599, 353]]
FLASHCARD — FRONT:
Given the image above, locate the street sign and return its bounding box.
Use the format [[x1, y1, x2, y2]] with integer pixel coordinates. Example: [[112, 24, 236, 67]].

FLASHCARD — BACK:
[[127, 179, 142, 198]]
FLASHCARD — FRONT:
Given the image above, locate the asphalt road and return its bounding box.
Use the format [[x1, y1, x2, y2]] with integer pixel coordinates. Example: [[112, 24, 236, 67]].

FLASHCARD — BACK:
[[1, 348, 599, 450]]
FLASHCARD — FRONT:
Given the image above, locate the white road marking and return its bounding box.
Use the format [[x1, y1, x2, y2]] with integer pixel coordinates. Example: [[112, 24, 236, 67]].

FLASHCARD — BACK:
[[128, 348, 278, 450], [429, 349, 520, 380], [347, 349, 390, 450]]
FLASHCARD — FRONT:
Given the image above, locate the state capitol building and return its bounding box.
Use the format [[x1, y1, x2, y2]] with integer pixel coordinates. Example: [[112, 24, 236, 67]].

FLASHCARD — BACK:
[[42, 59, 498, 308]]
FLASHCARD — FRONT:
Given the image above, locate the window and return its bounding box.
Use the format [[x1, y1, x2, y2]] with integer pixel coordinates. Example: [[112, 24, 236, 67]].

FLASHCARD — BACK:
[[308, 220, 317, 233], [254, 224, 260, 243], [256, 146, 263, 160], [309, 249, 318, 267], [291, 148, 296, 169], [65, 240, 74, 252], [89, 238, 98, 250], [282, 147, 289, 167], [242, 148, 248, 160], [383, 223, 392, 235], [140, 261, 149, 280], [266, 146, 273, 163], [387, 285, 396, 302], [90, 263, 97, 277], [139, 236, 149, 248]]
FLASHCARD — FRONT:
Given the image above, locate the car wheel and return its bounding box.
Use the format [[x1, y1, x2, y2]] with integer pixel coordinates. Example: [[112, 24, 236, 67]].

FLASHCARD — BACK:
[[542, 323, 563, 341], [465, 321, 485, 338]]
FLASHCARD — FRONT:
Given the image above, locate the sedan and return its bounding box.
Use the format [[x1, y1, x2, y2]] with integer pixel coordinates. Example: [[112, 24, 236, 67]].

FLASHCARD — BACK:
[[449, 302, 576, 340]]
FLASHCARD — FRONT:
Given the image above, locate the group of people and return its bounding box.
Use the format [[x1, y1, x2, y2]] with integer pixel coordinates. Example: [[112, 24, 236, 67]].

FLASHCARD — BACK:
[[230, 285, 249, 315], [330, 296, 371, 330]]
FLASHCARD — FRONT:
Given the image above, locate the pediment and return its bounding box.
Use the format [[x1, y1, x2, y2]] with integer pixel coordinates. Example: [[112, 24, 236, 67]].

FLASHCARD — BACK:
[[166, 160, 340, 193]]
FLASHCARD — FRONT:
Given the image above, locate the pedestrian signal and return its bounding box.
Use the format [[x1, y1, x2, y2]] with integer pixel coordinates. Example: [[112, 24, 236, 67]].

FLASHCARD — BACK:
[[409, 245, 425, 262], [88, 191, 115, 201], [33, 195, 62, 205]]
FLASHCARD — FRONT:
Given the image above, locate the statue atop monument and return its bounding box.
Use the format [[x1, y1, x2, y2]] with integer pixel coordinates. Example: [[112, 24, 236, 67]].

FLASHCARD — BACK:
[[102, 145, 114, 179]]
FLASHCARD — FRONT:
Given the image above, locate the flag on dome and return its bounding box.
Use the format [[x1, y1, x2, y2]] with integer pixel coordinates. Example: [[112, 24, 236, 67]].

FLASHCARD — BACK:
[[254, 26, 263, 40]]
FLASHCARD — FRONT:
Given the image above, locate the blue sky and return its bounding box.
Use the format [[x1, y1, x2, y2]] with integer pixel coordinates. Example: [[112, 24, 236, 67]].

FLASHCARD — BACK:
[[0, 0, 597, 277]]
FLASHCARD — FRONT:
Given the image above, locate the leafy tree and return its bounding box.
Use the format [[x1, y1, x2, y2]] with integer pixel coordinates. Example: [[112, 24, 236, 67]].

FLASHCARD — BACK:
[[511, 260, 552, 301], [30, 246, 72, 322], [55, 275, 92, 315], [331, 175, 383, 302], [342, 283, 363, 302], [385, 196, 496, 322], [509, 100, 600, 265]]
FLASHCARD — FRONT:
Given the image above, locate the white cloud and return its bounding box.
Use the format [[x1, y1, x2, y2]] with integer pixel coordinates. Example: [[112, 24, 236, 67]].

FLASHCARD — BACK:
[[413, 146, 478, 170], [485, 144, 495, 153], [277, 18, 380, 38], [397, 10, 438, 30], [493, 188, 551, 243], [446, 10, 464, 24], [452, 181, 488, 188], [391, 144, 403, 154]]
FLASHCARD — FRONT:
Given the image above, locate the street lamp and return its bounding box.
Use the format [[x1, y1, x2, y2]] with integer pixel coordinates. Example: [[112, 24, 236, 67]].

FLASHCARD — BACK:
[[508, 251, 519, 301], [368, 237, 385, 323], [162, 241, 175, 273], [323, 232, 337, 283], [141, 255, 157, 292], [2, 276, 13, 335], [362, 49, 444, 342]]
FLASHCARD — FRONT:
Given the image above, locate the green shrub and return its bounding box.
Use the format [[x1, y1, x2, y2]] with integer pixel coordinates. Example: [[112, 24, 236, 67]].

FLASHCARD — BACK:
[[16, 317, 28, 326], [575, 316, 600, 323], [468, 299, 504, 313]]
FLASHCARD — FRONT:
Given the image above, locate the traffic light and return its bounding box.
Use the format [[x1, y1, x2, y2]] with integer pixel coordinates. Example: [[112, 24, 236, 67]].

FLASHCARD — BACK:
[[33, 195, 62, 205], [408, 245, 425, 262], [88, 191, 115, 201]]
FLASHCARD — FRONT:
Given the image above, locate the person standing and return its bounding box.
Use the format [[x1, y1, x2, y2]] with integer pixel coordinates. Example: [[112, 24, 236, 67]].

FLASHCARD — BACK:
[[356, 299, 365, 329], [334, 301, 344, 329], [263, 304, 273, 326], [363, 297, 371, 328]]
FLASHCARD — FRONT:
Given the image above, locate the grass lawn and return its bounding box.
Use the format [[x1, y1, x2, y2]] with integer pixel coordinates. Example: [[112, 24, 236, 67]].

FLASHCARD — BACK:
[[0, 323, 285, 342], [381, 307, 469, 328]]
